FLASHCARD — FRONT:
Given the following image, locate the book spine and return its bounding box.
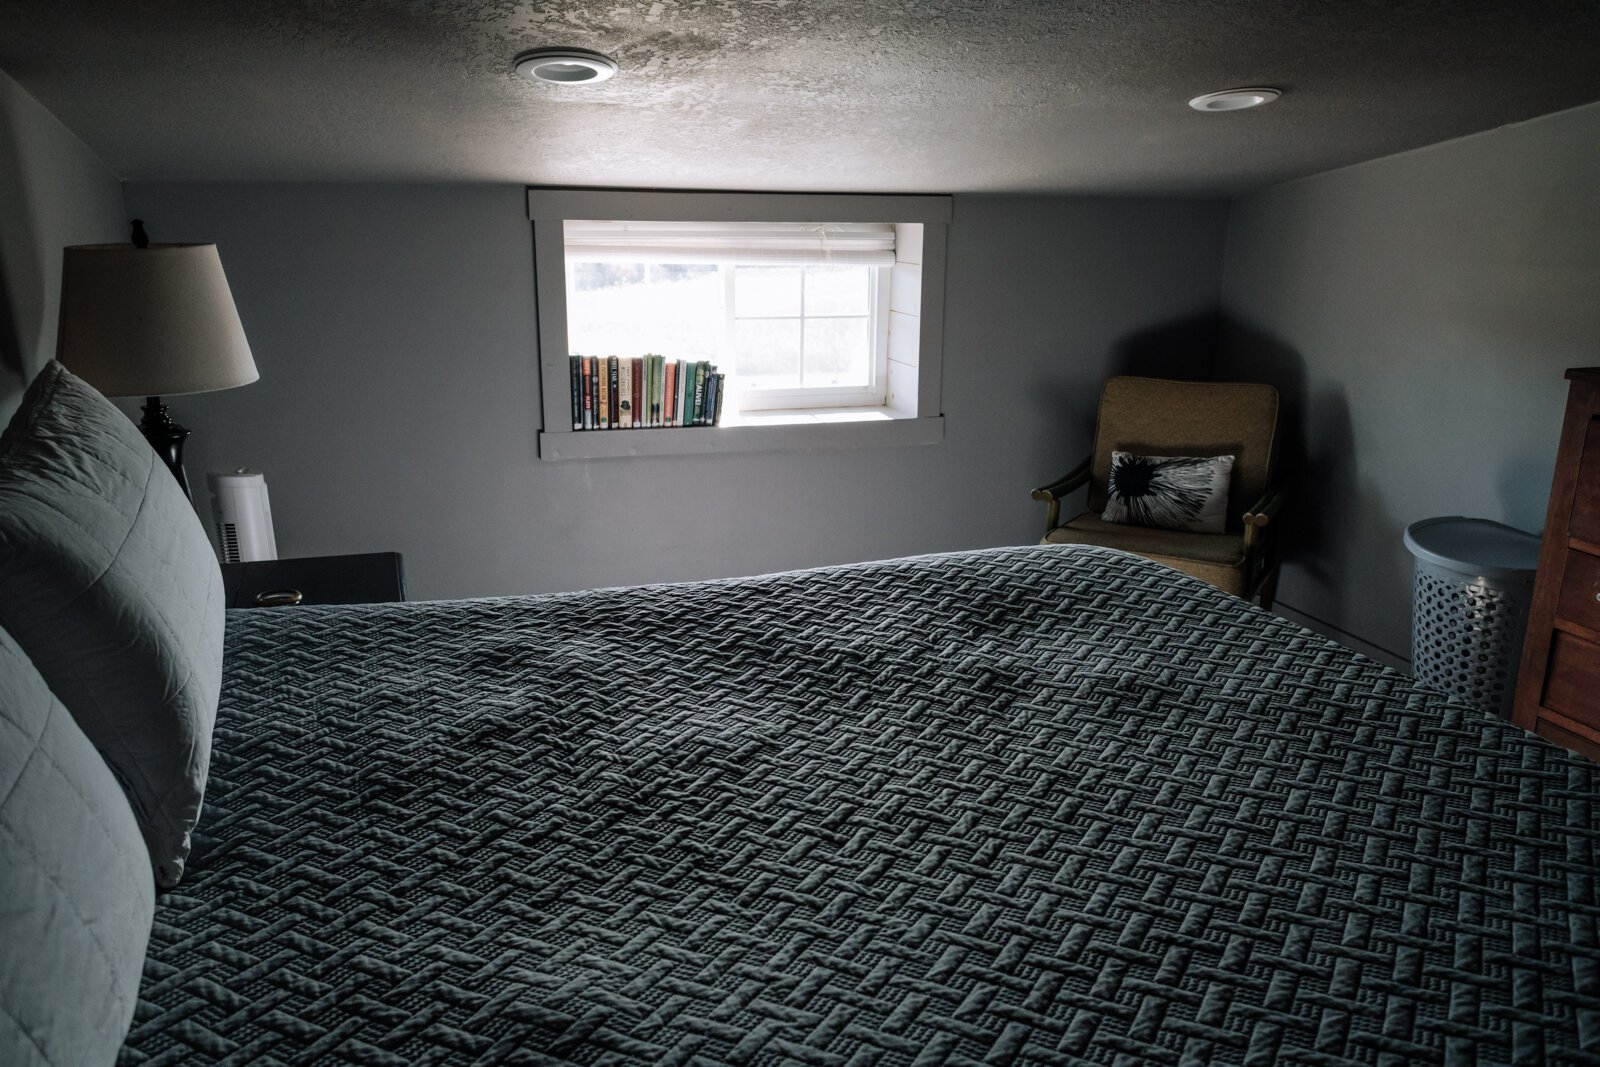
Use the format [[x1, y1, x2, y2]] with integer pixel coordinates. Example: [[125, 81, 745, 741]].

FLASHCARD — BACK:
[[702, 371, 718, 427], [582, 356, 594, 430], [683, 360, 697, 427], [640, 354, 650, 428], [598, 357, 610, 429], [642, 354, 652, 428], [663, 361, 677, 427], [676, 360, 688, 427], [713, 373, 725, 425], [590, 356, 599, 430], [632, 357, 644, 430], [618, 358, 633, 429], [654, 355, 666, 426], [608, 357, 620, 430], [570, 356, 581, 430], [692, 362, 708, 425]]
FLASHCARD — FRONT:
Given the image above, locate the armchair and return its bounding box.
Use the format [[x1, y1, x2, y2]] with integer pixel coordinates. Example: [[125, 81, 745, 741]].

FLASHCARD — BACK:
[[1032, 376, 1285, 607]]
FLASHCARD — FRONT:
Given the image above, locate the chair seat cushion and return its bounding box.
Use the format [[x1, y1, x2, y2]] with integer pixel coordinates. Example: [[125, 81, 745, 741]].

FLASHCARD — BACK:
[[1044, 513, 1246, 565]]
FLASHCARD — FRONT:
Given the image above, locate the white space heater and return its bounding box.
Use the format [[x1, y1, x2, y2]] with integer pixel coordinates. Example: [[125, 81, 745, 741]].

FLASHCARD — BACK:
[[207, 469, 278, 563]]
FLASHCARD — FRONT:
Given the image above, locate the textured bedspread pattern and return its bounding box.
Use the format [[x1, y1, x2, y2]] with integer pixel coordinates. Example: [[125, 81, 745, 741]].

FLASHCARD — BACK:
[[120, 546, 1600, 1065]]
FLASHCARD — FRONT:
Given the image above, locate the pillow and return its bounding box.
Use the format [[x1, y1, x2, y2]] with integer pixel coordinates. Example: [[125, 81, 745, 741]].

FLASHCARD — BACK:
[[1102, 451, 1235, 534], [0, 626, 155, 1066], [0, 360, 224, 887]]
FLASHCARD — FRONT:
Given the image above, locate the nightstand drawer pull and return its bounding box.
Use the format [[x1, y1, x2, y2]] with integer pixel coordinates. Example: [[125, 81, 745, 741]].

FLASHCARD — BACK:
[[255, 589, 304, 607]]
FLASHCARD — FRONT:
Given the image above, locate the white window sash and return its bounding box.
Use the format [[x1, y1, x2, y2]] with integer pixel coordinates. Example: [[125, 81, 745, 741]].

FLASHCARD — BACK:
[[723, 266, 889, 411]]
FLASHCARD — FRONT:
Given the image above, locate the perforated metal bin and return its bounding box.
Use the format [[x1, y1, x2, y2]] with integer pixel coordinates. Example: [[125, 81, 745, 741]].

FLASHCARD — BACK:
[[1403, 517, 1542, 717]]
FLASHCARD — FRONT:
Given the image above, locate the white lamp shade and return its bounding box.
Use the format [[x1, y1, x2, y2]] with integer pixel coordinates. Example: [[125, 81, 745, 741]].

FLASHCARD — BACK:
[[56, 243, 258, 398]]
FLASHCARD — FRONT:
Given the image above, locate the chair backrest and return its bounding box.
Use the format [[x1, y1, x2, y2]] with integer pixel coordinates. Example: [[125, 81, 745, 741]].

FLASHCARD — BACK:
[[1086, 376, 1280, 528]]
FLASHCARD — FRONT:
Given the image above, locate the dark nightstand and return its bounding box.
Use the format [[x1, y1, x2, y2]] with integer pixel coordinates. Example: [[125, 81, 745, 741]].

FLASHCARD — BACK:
[[221, 552, 406, 608]]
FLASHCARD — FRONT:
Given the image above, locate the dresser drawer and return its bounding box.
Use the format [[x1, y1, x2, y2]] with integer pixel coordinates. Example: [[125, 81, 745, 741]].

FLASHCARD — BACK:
[[1537, 718, 1600, 763], [1557, 548, 1600, 630], [1541, 629, 1600, 727]]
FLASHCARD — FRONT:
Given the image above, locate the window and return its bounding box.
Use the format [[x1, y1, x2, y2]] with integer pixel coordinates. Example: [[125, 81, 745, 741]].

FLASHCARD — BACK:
[[564, 225, 891, 410], [530, 190, 950, 461]]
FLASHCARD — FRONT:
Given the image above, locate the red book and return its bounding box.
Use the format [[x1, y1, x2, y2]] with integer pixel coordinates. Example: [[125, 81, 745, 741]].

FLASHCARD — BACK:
[[632, 357, 644, 430], [663, 361, 677, 427]]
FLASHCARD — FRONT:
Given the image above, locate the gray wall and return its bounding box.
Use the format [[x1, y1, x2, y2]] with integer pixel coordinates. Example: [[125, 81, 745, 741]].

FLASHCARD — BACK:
[[123, 183, 1228, 600], [1219, 101, 1600, 659], [0, 70, 125, 423]]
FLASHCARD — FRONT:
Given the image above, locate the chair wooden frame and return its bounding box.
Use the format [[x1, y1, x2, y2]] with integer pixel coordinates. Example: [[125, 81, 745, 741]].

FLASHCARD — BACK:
[[1036, 377, 1286, 607]]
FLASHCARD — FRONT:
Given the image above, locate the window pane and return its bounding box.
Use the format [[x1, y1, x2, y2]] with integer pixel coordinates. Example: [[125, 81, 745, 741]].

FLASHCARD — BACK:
[[803, 317, 870, 387], [804, 265, 868, 316], [734, 266, 801, 317], [565, 261, 721, 360], [733, 319, 802, 389], [571, 261, 644, 291]]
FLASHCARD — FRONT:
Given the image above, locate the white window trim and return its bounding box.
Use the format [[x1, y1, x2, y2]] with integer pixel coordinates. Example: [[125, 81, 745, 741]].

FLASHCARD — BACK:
[[530, 189, 950, 462]]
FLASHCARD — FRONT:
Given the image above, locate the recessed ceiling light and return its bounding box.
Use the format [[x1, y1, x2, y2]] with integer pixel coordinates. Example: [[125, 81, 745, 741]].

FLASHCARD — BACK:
[[514, 47, 619, 85], [1188, 87, 1281, 112]]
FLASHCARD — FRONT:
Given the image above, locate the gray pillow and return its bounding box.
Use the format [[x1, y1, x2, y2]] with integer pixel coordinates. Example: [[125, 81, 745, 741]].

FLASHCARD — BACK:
[[0, 626, 155, 1066], [0, 360, 224, 887]]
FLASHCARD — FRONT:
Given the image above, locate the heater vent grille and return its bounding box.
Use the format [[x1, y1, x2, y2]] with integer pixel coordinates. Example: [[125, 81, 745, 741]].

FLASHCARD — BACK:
[[208, 470, 276, 563], [217, 522, 242, 563]]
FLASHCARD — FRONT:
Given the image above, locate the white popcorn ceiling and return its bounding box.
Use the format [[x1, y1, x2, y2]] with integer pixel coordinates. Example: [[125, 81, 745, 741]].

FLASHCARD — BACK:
[[2, 0, 1598, 194]]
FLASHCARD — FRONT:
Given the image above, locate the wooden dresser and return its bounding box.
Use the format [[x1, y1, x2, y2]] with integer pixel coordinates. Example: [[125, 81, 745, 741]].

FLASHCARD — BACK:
[[1514, 368, 1600, 759]]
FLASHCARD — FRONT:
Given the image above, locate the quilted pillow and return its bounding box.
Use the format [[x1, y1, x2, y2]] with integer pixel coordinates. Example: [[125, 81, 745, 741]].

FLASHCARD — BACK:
[[1102, 451, 1235, 534], [0, 626, 154, 1066], [0, 360, 224, 887]]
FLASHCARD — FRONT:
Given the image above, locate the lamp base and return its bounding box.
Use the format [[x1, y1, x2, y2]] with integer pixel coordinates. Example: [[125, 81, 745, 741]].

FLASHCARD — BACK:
[[139, 396, 192, 501]]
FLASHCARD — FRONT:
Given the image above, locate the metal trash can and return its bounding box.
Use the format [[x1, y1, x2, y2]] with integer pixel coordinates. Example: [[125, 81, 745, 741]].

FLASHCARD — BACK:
[[1403, 517, 1541, 717]]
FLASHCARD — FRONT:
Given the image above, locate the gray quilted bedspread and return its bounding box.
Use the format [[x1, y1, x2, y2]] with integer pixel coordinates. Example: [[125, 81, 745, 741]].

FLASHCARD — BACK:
[[119, 546, 1600, 1066]]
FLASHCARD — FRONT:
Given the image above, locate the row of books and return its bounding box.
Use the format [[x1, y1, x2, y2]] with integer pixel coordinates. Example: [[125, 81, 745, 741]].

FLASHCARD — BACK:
[[570, 355, 726, 431]]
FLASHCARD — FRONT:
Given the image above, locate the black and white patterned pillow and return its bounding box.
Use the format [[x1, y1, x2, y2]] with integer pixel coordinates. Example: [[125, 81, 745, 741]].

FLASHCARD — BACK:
[[1102, 451, 1235, 533]]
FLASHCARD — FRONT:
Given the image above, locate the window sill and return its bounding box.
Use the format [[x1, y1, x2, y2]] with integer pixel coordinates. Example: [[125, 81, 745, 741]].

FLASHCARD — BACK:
[[538, 412, 943, 461]]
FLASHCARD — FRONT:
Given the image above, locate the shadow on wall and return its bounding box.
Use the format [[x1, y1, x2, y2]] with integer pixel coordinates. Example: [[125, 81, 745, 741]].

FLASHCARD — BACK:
[[1109, 310, 1219, 381], [0, 97, 42, 410], [1497, 453, 1554, 537], [1218, 315, 1407, 649], [1023, 311, 1222, 528]]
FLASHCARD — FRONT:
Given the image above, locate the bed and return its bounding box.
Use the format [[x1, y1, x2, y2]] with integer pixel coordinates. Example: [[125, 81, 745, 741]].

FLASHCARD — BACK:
[[108, 544, 1600, 1065], [3, 362, 1597, 1066]]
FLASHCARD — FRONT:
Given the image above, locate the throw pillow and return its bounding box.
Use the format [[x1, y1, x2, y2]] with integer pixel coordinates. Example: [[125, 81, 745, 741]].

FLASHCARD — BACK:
[[0, 626, 154, 1065], [0, 360, 224, 887], [1102, 451, 1235, 533]]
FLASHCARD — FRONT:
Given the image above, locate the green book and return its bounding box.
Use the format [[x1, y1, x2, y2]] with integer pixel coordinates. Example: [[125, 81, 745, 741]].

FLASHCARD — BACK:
[[640, 353, 651, 428], [693, 362, 709, 425], [685, 361, 700, 426], [650, 354, 664, 427]]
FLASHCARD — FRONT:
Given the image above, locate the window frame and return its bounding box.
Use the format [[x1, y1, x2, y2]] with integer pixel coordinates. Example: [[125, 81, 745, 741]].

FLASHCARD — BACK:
[[530, 189, 950, 461], [721, 263, 890, 411]]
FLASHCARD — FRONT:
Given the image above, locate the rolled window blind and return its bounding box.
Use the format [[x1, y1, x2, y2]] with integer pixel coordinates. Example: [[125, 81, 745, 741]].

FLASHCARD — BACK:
[[563, 220, 896, 266]]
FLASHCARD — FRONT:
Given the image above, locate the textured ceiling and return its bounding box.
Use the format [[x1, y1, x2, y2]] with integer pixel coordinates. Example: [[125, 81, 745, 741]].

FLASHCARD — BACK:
[[3, 0, 1599, 195]]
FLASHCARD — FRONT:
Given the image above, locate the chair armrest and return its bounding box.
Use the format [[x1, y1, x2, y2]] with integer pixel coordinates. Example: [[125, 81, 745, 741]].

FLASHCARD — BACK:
[[1031, 455, 1092, 533], [1242, 483, 1287, 552]]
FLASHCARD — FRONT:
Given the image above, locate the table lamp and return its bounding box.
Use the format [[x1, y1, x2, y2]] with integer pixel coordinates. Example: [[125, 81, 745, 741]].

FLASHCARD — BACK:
[[56, 220, 258, 500]]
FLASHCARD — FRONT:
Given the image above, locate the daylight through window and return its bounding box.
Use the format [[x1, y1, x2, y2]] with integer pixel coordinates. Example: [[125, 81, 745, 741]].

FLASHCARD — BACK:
[[563, 221, 894, 412]]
